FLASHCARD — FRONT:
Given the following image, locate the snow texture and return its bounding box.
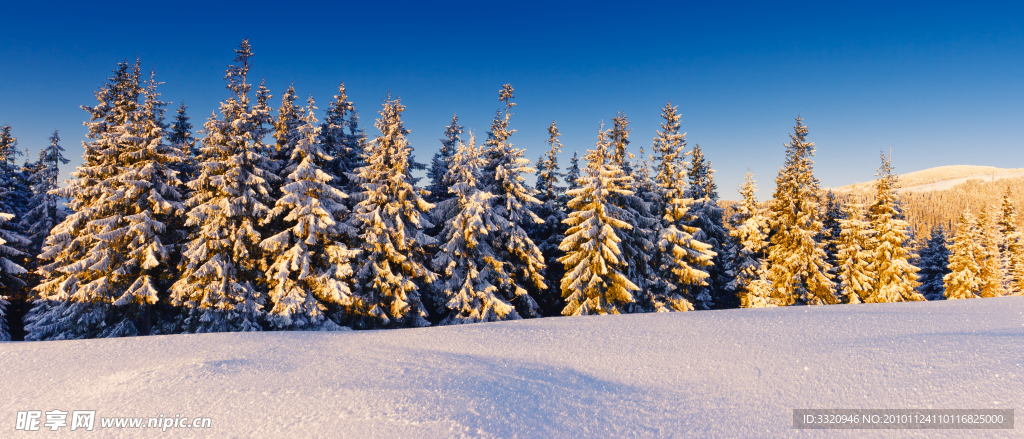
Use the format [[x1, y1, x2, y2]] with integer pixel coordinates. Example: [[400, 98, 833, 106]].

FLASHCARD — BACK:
[[1, 297, 1021, 438]]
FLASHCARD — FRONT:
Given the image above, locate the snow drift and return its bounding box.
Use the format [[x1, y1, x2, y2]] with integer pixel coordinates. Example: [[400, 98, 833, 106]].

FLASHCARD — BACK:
[[2, 296, 1022, 438]]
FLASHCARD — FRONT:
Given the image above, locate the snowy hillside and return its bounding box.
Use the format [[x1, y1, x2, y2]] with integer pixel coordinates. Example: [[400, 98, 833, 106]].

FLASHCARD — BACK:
[[833, 165, 1024, 194], [3, 297, 1022, 438]]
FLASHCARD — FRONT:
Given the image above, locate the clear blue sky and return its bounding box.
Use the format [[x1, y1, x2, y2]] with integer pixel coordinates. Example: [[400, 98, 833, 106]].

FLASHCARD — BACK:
[[2, 1, 1022, 199]]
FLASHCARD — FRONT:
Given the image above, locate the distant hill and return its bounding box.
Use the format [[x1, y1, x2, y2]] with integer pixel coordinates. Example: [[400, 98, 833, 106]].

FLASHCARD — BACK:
[[832, 165, 1024, 194]]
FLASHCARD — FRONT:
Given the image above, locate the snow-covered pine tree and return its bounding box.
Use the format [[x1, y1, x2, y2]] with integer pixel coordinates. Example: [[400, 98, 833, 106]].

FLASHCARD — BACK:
[[834, 203, 873, 304], [996, 187, 1024, 295], [28, 65, 184, 340], [167, 102, 197, 182], [344, 95, 437, 328], [531, 120, 567, 315], [0, 213, 27, 341], [944, 211, 982, 300], [21, 130, 69, 265], [683, 144, 733, 309], [605, 112, 660, 306], [319, 82, 363, 198], [260, 96, 358, 330], [565, 151, 581, 192], [170, 40, 278, 333], [272, 85, 303, 167], [975, 205, 1006, 298], [821, 190, 846, 272], [558, 124, 639, 315], [916, 226, 951, 300], [432, 133, 520, 324], [0, 127, 28, 341], [426, 114, 463, 204], [650, 102, 714, 311], [766, 117, 837, 305], [865, 152, 923, 302], [728, 171, 773, 308], [479, 84, 546, 317]]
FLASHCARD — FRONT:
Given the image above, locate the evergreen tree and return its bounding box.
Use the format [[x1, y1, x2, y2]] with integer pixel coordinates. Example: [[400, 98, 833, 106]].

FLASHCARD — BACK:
[[996, 187, 1024, 295], [565, 152, 581, 191], [21, 131, 69, 266], [821, 190, 846, 271], [834, 203, 873, 304], [344, 95, 437, 328], [650, 102, 714, 311], [531, 120, 567, 315], [558, 125, 639, 315], [0, 125, 31, 255], [683, 144, 732, 309], [766, 117, 836, 305], [432, 133, 520, 323], [728, 171, 773, 308], [916, 226, 951, 300], [426, 114, 463, 204], [479, 84, 546, 317], [609, 112, 633, 175], [167, 102, 197, 182], [28, 64, 184, 340], [170, 40, 278, 333], [260, 97, 357, 330], [865, 152, 923, 302], [975, 205, 1006, 297], [944, 211, 982, 300]]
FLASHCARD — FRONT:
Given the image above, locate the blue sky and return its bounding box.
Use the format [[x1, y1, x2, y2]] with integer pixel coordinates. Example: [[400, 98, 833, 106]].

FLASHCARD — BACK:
[[2, 1, 1022, 199]]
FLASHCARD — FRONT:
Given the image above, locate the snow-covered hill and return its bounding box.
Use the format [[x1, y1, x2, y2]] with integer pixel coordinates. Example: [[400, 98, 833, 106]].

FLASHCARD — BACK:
[[833, 165, 1024, 194], [2, 297, 1022, 438]]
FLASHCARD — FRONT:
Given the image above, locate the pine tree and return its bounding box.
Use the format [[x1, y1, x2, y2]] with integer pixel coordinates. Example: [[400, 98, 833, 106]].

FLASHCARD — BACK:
[[609, 112, 633, 175], [683, 144, 732, 309], [260, 97, 357, 330], [432, 133, 519, 323], [766, 117, 836, 305], [273, 86, 303, 167], [821, 190, 846, 271], [479, 84, 546, 317], [531, 120, 567, 315], [865, 152, 923, 302], [728, 171, 773, 308], [426, 114, 463, 204], [21, 131, 69, 268], [565, 152, 581, 191], [28, 64, 184, 340], [834, 203, 873, 304], [944, 211, 982, 300], [344, 95, 437, 328], [0, 126, 29, 340], [650, 102, 714, 311], [996, 187, 1024, 295], [319, 83, 358, 194], [170, 40, 278, 333], [916, 226, 951, 300], [975, 205, 1006, 297], [558, 125, 639, 315], [167, 102, 197, 182]]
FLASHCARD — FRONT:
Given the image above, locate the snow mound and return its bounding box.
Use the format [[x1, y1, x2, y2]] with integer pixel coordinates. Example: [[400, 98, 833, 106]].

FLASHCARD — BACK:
[[2, 297, 1022, 438]]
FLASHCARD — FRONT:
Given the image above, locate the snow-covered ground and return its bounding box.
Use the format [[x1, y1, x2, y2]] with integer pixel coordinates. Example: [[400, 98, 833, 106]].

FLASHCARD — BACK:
[[2, 297, 1022, 438]]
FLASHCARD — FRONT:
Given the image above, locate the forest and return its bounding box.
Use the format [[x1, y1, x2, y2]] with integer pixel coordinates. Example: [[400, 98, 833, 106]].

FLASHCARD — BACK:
[[0, 39, 1018, 341]]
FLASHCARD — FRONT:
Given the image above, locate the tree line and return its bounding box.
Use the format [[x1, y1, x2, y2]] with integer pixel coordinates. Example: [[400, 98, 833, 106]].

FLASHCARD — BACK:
[[0, 40, 1014, 341]]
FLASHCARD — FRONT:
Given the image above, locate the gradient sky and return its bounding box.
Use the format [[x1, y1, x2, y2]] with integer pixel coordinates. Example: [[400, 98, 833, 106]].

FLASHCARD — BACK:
[[2, 1, 1022, 199]]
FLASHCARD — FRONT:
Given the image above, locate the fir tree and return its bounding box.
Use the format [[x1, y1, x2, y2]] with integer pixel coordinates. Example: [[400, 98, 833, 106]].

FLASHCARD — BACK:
[[865, 152, 923, 302], [683, 144, 732, 309], [28, 64, 184, 339], [565, 152, 581, 192], [728, 171, 773, 308], [609, 112, 633, 175], [558, 125, 639, 315], [260, 97, 357, 330], [996, 187, 1024, 295], [167, 102, 197, 181], [479, 84, 546, 317], [916, 226, 951, 300], [432, 133, 519, 323], [319, 82, 365, 207], [650, 102, 714, 311], [975, 205, 1006, 297], [170, 40, 278, 333], [426, 114, 463, 204], [834, 203, 873, 304], [766, 117, 836, 305], [20, 131, 69, 267], [531, 120, 567, 315], [344, 95, 437, 328], [821, 190, 846, 271], [944, 211, 982, 300]]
